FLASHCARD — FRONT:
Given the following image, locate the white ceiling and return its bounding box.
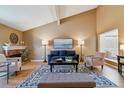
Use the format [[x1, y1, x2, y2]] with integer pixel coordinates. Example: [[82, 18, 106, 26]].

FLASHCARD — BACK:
[[0, 5, 97, 31]]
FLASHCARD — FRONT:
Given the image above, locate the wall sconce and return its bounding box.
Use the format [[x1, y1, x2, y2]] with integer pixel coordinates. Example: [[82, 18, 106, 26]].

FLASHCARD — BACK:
[[78, 40, 85, 62], [42, 40, 48, 62], [120, 44, 124, 56]]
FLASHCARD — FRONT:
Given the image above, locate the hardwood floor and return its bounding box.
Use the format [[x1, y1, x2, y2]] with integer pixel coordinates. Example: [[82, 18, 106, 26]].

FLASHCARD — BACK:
[[101, 63, 124, 87], [4, 61, 124, 88], [7, 61, 42, 88]]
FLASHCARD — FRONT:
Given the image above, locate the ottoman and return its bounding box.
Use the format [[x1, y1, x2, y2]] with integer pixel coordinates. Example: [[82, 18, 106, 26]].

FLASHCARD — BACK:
[[37, 73, 96, 88]]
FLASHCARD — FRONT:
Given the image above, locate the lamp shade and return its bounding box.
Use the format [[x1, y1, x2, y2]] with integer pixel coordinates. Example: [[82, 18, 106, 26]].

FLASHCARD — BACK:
[[78, 40, 85, 45], [0, 54, 7, 63], [120, 44, 124, 50], [42, 40, 48, 45]]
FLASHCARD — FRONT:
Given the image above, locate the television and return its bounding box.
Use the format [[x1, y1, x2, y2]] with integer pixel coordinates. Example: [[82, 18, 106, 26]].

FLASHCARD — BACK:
[[53, 39, 73, 49]]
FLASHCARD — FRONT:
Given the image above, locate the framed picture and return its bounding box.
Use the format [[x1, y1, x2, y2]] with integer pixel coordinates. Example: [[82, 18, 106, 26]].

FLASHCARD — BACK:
[[53, 39, 73, 49]]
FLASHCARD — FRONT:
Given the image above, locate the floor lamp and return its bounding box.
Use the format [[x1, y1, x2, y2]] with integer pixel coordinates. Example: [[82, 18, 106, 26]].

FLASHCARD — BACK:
[[42, 40, 48, 62], [78, 40, 85, 62]]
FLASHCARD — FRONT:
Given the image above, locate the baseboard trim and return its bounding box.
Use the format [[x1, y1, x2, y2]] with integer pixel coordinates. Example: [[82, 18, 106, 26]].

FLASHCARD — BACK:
[[31, 60, 43, 62]]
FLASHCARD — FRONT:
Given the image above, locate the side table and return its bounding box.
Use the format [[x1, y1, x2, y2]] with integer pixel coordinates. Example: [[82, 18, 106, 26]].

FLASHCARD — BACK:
[[117, 55, 124, 74]]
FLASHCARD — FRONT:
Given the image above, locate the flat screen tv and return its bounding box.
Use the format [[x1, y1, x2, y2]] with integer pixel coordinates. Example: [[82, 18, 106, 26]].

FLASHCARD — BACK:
[[53, 39, 73, 49]]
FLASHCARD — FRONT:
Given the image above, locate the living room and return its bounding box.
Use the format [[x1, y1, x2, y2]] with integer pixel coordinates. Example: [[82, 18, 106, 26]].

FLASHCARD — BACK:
[[0, 3, 124, 90]]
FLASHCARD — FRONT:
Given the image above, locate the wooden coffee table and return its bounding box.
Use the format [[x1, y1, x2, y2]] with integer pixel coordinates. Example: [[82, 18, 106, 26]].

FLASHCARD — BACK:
[[49, 60, 78, 72]]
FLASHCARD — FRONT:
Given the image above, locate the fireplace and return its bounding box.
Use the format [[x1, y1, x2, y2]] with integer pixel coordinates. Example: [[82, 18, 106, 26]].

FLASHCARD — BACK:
[[2, 46, 27, 61]]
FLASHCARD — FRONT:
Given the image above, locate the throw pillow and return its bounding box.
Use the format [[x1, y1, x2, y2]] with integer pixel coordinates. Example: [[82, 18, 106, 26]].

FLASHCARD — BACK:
[[65, 56, 73, 62]]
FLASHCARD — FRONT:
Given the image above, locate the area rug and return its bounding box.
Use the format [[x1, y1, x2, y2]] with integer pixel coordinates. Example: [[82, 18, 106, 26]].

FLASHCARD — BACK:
[[17, 64, 117, 88]]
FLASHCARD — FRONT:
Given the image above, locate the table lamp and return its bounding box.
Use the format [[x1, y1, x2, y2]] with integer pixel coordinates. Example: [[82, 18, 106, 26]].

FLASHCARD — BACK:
[[120, 44, 124, 56]]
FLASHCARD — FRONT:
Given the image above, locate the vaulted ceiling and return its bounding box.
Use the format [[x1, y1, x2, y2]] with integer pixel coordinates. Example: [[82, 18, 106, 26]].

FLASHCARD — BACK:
[[0, 5, 97, 31]]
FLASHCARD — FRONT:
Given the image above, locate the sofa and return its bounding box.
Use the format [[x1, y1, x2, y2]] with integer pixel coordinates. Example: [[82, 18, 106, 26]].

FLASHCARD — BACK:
[[48, 50, 79, 64]]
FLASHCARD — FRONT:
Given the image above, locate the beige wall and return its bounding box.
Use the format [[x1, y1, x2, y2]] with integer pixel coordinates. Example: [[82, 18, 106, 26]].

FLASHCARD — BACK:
[[23, 9, 97, 60], [97, 5, 124, 44], [0, 24, 23, 53], [1, 5, 124, 60]]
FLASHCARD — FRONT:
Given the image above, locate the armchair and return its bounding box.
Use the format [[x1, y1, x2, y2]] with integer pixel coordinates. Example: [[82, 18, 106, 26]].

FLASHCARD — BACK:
[[0, 54, 21, 75], [84, 52, 105, 69], [0, 54, 10, 86]]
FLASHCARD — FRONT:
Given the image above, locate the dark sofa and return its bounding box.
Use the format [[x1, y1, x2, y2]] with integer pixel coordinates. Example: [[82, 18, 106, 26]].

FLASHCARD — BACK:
[[48, 50, 79, 64]]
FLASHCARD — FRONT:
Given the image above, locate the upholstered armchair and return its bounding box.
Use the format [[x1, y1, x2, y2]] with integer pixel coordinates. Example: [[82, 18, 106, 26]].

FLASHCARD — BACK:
[[84, 52, 105, 69], [0, 54, 10, 86], [0, 54, 19, 75]]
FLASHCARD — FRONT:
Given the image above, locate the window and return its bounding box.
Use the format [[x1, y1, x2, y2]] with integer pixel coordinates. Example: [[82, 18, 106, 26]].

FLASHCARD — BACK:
[[99, 28, 119, 60]]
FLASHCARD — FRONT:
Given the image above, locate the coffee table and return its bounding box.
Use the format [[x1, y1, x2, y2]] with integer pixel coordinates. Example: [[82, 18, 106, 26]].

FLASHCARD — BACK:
[[49, 60, 78, 72]]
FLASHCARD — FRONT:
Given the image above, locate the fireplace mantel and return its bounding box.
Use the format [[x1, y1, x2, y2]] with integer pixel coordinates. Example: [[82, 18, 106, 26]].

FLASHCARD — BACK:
[[2, 46, 26, 51], [2, 46, 27, 57]]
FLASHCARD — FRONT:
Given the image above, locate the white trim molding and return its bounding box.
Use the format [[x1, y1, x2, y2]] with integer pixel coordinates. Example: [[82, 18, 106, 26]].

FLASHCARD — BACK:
[[31, 60, 43, 62]]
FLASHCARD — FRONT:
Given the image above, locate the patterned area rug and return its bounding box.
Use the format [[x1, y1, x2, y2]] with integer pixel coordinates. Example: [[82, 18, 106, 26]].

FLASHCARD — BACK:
[[17, 64, 117, 88]]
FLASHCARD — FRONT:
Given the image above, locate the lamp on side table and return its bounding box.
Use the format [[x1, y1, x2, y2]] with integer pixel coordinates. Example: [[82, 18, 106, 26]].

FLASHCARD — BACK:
[[120, 44, 124, 56]]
